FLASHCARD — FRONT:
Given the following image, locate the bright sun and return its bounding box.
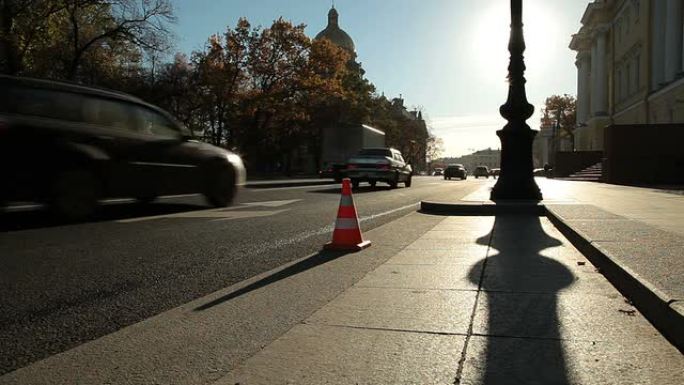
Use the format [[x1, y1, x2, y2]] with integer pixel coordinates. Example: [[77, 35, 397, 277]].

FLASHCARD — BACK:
[[471, 0, 559, 83]]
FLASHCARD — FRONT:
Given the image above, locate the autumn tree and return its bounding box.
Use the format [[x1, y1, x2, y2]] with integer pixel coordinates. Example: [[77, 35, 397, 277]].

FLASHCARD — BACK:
[[192, 19, 251, 147], [0, 0, 174, 81], [541, 94, 577, 147]]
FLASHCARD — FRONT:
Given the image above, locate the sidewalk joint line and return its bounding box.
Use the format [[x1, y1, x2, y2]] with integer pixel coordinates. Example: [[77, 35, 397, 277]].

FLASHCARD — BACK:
[[306, 322, 468, 337], [352, 286, 478, 292], [453, 226, 493, 384]]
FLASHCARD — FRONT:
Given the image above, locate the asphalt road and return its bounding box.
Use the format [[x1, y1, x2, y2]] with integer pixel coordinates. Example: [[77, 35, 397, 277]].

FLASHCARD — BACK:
[[0, 176, 489, 374]]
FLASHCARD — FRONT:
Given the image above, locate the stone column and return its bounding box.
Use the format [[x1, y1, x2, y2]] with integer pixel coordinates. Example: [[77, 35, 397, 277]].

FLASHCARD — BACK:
[[652, 0, 667, 89], [664, 0, 683, 81], [576, 51, 591, 124], [594, 28, 608, 116], [590, 41, 598, 117]]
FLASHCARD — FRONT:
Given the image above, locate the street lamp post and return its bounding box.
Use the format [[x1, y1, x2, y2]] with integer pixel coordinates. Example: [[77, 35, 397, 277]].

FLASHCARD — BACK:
[[490, 0, 543, 201]]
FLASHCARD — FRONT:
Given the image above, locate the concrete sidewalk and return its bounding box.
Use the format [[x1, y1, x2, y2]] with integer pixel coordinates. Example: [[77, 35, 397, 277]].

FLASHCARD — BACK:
[[441, 178, 684, 349], [223, 212, 683, 384]]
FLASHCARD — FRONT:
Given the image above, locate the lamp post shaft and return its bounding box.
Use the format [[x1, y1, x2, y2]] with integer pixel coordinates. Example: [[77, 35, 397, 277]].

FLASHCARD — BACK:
[[490, 0, 543, 201]]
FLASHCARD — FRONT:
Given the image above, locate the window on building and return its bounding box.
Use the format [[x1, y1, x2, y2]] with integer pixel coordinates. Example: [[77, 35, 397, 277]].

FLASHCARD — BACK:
[[616, 68, 622, 101], [626, 63, 632, 95]]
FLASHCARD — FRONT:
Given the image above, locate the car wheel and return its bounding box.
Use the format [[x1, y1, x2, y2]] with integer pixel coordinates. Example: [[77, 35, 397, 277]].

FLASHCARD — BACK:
[[352, 179, 360, 189], [205, 165, 236, 207], [405, 175, 412, 187], [443, 176, 447, 180], [51, 168, 100, 220]]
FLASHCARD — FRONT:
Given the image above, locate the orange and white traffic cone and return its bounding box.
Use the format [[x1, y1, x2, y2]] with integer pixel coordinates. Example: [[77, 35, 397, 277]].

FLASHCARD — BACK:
[[324, 178, 371, 251]]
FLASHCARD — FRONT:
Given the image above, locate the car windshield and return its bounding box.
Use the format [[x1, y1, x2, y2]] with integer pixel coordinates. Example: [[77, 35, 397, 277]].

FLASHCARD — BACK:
[[358, 149, 392, 157]]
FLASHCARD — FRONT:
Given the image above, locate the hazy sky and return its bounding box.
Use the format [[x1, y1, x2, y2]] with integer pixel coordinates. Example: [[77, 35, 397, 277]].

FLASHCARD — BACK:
[[174, 0, 589, 157]]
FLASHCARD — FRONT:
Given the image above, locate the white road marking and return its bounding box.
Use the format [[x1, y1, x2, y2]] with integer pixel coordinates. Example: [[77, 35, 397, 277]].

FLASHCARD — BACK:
[[242, 199, 302, 208], [210, 209, 289, 222], [116, 200, 301, 223], [4, 194, 202, 211]]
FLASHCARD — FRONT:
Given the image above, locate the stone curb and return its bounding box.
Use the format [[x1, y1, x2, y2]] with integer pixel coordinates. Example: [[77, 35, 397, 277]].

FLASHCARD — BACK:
[[544, 209, 683, 353], [420, 200, 684, 353], [245, 180, 336, 189]]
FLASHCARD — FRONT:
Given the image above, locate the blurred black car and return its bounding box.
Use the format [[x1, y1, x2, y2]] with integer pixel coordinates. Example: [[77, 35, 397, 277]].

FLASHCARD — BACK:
[[0, 75, 246, 219], [444, 164, 467, 180]]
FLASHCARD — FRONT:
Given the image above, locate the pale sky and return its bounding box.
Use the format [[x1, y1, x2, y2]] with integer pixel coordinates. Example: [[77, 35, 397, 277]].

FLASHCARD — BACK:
[[174, 0, 589, 157]]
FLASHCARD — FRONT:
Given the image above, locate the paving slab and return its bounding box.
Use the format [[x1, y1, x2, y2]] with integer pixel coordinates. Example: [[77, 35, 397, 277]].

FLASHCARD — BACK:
[[385, 248, 486, 265], [355, 263, 479, 291], [307, 287, 476, 334], [472, 292, 663, 342], [218, 324, 466, 385], [460, 335, 684, 385]]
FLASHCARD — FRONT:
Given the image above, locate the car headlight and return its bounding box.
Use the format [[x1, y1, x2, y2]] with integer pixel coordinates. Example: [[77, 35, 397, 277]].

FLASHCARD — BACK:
[[226, 153, 246, 185], [226, 153, 243, 167]]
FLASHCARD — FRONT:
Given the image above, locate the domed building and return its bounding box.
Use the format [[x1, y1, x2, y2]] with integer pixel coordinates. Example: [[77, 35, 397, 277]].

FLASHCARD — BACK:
[[314, 6, 356, 59]]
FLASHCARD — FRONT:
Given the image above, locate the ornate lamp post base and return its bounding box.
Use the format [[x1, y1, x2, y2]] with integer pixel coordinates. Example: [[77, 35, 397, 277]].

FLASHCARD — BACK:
[[490, 128, 542, 201], [489, 0, 543, 202]]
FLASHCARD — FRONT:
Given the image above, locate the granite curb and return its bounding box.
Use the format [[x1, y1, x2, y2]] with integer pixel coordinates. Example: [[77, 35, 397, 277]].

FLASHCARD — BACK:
[[245, 179, 336, 189], [545, 208, 684, 353], [420, 200, 684, 353]]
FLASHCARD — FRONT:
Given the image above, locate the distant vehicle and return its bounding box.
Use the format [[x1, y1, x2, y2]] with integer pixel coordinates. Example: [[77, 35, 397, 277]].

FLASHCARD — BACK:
[[444, 164, 467, 180], [319, 124, 385, 182], [533, 168, 546, 176], [490, 168, 500, 178], [345, 147, 412, 188], [473, 166, 490, 178], [433, 168, 444, 176], [0, 75, 246, 219]]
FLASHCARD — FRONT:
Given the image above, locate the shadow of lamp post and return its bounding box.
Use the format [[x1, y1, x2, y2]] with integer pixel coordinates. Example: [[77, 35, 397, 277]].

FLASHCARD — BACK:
[[490, 0, 543, 201]]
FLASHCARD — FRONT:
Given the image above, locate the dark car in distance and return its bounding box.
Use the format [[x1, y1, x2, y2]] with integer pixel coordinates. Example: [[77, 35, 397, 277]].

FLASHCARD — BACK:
[[0, 75, 246, 219], [444, 164, 467, 180], [473, 166, 490, 179], [345, 147, 412, 188]]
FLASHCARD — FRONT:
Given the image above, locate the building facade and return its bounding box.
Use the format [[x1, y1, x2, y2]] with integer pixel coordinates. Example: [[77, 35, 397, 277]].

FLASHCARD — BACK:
[[570, 0, 684, 151]]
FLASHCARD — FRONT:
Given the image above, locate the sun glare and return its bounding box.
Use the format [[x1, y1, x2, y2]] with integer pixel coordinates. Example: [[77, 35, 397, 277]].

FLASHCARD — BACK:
[[471, 1, 559, 83]]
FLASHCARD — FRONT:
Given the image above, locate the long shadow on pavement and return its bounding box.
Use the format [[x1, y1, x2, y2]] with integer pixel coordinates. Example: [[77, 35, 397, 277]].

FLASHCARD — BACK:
[[467, 214, 574, 384], [193, 249, 349, 311]]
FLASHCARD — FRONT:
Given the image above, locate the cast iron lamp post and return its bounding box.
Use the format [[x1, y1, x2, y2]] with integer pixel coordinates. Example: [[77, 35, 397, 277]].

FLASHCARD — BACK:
[[490, 0, 543, 201]]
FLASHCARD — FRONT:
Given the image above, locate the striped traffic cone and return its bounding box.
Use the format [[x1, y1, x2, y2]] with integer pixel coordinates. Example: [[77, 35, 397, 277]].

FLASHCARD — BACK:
[[324, 178, 371, 251]]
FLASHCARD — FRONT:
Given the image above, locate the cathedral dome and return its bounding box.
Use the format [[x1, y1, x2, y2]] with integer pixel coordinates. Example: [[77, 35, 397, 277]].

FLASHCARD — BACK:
[[314, 7, 355, 53]]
